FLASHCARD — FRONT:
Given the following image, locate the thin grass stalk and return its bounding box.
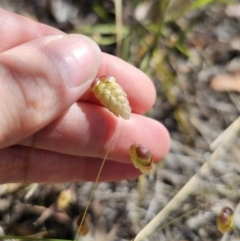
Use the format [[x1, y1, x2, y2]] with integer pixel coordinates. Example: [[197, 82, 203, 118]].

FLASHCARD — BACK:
[[24, 133, 38, 186], [140, 0, 176, 72], [115, 0, 123, 57], [74, 149, 110, 240]]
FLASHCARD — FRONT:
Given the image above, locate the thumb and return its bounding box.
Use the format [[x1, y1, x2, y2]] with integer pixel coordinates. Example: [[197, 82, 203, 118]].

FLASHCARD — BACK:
[[0, 34, 101, 148]]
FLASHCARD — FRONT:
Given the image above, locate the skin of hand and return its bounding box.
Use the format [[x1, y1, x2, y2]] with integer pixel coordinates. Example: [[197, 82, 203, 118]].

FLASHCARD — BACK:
[[0, 8, 170, 183]]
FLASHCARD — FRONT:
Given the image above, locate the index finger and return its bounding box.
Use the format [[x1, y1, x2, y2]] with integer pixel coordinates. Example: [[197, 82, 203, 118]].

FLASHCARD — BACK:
[[1, 8, 156, 113], [80, 53, 156, 114]]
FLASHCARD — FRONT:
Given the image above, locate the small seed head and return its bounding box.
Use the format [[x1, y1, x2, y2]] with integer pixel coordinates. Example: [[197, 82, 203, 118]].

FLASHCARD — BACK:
[[91, 76, 131, 120], [129, 144, 153, 174], [56, 189, 73, 210], [217, 206, 234, 234]]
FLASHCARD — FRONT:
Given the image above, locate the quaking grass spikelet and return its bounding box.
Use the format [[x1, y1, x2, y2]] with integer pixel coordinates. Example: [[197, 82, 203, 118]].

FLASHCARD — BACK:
[[129, 144, 153, 174], [56, 189, 74, 210], [76, 213, 90, 236], [217, 206, 234, 234], [91, 76, 131, 120]]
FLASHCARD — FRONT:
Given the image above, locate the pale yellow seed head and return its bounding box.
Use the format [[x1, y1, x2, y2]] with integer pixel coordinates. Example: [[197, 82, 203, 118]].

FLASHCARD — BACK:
[[91, 76, 131, 120], [56, 189, 73, 210]]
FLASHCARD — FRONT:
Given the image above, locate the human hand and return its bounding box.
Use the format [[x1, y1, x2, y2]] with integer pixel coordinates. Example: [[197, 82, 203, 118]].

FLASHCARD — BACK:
[[0, 8, 170, 183]]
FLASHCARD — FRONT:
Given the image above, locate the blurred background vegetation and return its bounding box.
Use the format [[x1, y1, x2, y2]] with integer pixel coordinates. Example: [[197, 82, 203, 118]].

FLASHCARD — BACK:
[[1, 0, 240, 240]]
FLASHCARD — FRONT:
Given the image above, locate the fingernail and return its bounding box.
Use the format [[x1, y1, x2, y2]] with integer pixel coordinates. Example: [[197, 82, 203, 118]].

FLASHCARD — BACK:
[[45, 35, 101, 87]]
